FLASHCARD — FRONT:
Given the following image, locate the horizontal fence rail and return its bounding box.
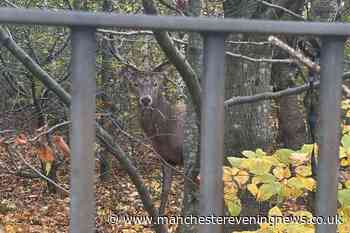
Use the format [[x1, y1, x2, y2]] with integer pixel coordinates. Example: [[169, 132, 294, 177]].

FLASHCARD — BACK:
[[0, 8, 349, 35], [0, 7, 347, 233]]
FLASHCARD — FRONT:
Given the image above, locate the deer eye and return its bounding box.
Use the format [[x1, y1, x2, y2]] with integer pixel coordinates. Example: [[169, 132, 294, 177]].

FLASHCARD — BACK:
[[134, 83, 138, 87]]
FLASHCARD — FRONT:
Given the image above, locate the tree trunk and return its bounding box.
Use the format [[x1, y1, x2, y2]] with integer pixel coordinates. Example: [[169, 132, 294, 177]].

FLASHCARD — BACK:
[[223, 1, 278, 231], [271, 1, 307, 149], [99, 0, 114, 182], [224, 0, 277, 157], [179, 1, 202, 233]]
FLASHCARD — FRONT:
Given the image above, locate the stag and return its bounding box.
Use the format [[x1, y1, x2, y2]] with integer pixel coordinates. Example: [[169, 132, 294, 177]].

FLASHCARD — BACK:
[[121, 66, 186, 216]]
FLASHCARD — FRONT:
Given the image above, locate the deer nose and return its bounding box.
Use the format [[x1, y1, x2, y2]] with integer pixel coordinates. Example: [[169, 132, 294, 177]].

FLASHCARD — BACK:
[[140, 96, 152, 106]]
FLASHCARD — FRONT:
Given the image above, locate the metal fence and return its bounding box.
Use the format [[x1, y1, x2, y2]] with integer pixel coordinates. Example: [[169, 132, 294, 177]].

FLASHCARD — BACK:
[[0, 7, 348, 233]]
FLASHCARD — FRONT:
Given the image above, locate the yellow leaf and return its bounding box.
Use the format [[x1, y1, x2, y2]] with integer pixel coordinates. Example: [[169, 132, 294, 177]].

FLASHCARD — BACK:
[[240, 159, 273, 175], [292, 210, 313, 219], [301, 177, 316, 191], [268, 206, 283, 217], [256, 183, 281, 201], [281, 183, 303, 199], [247, 183, 259, 197], [295, 165, 312, 177], [45, 162, 52, 176], [223, 166, 239, 182], [290, 152, 309, 165], [241, 150, 257, 158], [341, 158, 350, 167], [224, 183, 238, 197], [345, 180, 350, 189], [273, 166, 291, 180], [340, 147, 347, 159], [234, 170, 250, 187]]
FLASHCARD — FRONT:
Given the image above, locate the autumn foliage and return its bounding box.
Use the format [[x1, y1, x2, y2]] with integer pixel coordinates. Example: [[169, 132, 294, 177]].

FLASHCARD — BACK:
[[37, 144, 55, 162], [52, 135, 70, 160]]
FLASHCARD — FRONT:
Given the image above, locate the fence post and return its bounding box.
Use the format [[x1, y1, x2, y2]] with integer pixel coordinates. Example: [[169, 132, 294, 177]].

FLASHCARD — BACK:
[[70, 27, 96, 233], [200, 33, 226, 233], [316, 36, 345, 233]]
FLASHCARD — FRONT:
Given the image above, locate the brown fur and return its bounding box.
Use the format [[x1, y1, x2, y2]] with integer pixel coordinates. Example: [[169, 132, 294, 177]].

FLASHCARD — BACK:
[[122, 68, 186, 216]]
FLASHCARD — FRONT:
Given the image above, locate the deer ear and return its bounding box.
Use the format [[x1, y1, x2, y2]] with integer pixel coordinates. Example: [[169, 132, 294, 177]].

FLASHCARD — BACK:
[[119, 66, 139, 81]]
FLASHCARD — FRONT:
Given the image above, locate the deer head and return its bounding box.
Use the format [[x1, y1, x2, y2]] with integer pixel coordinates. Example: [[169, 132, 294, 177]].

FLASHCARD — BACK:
[[121, 67, 165, 110]]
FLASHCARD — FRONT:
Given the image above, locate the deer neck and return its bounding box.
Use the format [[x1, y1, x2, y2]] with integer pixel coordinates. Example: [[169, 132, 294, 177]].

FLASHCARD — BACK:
[[139, 93, 171, 136]]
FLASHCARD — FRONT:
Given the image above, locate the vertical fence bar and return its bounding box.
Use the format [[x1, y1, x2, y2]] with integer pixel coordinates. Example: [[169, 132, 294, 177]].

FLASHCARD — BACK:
[[200, 33, 226, 233], [316, 37, 345, 233], [70, 27, 96, 233]]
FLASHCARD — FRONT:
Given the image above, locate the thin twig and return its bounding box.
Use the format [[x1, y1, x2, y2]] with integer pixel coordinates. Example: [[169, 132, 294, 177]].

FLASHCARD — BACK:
[[226, 51, 295, 64], [29, 121, 70, 142], [226, 40, 271, 46], [256, 0, 305, 20], [7, 145, 69, 194], [225, 72, 350, 107]]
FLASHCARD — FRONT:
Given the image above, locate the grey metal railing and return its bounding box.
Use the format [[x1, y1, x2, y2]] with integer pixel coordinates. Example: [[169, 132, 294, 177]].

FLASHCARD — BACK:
[[0, 7, 347, 233]]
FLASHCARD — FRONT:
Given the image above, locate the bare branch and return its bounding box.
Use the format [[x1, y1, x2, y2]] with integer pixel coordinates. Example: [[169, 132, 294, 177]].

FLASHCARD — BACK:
[[158, 0, 186, 16], [226, 51, 295, 64], [225, 72, 350, 107], [256, 0, 305, 20], [226, 40, 271, 46], [29, 121, 70, 142], [269, 36, 320, 73], [97, 29, 153, 36]]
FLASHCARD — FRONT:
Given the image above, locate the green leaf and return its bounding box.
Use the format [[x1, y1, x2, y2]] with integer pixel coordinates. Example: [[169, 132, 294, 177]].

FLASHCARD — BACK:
[[255, 149, 266, 157], [295, 165, 312, 177], [241, 150, 257, 158], [226, 197, 241, 216], [287, 177, 305, 190], [253, 174, 277, 184], [342, 135, 350, 149], [227, 157, 243, 167], [274, 149, 294, 164], [257, 182, 281, 201], [339, 189, 350, 207], [300, 144, 314, 154], [240, 159, 273, 175]]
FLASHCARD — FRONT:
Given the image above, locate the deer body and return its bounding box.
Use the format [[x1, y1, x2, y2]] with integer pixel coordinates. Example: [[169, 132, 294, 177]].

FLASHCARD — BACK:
[[122, 68, 185, 216], [139, 93, 185, 165]]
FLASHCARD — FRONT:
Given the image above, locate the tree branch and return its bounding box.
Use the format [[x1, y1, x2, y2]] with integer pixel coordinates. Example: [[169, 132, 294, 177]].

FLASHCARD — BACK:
[[225, 72, 350, 106], [257, 0, 305, 20], [142, 0, 201, 117], [269, 36, 320, 73], [226, 51, 294, 63]]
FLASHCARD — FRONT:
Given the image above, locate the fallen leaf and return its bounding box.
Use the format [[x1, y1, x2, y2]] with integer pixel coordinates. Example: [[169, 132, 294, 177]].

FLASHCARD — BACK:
[[37, 145, 55, 162]]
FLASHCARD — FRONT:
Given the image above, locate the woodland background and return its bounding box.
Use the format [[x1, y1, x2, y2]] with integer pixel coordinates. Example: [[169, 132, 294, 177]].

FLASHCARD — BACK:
[[1, 0, 350, 233]]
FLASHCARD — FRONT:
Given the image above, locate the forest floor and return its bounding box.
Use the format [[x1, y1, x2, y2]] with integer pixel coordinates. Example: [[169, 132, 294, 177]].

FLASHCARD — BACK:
[[0, 137, 185, 233]]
